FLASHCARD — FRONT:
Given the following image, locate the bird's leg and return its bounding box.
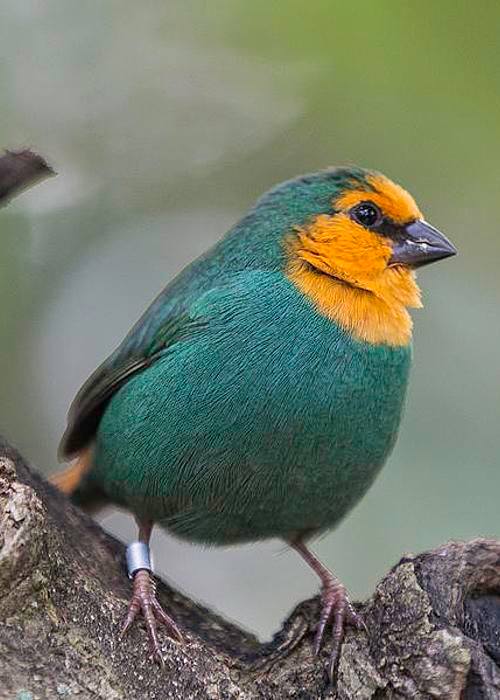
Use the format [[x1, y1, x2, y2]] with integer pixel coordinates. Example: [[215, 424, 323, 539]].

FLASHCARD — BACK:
[[290, 539, 364, 681], [120, 520, 183, 664]]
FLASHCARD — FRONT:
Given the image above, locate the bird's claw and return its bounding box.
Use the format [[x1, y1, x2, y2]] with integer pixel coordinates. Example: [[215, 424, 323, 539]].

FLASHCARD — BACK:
[[119, 568, 183, 664], [314, 582, 364, 683]]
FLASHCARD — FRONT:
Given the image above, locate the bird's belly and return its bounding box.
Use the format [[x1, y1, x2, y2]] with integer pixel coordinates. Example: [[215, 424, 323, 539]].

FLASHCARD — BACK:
[[159, 460, 388, 546], [158, 398, 398, 544], [95, 331, 409, 544]]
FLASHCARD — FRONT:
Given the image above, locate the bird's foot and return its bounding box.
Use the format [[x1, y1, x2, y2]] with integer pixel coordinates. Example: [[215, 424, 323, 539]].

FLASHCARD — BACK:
[[315, 577, 365, 682], [119, 568, 183, 664], [290, 540, 365, 682]]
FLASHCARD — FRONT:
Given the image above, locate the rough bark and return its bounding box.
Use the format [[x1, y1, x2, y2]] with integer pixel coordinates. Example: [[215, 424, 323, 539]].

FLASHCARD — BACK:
[[0, 440, 499, 700]]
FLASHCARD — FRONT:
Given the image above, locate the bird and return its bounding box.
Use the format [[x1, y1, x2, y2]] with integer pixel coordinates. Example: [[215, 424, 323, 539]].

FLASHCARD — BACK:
[[51, 166, 456, 680]]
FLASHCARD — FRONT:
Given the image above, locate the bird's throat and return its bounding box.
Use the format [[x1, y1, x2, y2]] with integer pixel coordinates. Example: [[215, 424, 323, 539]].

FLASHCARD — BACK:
[[286, 259, 421, 347]]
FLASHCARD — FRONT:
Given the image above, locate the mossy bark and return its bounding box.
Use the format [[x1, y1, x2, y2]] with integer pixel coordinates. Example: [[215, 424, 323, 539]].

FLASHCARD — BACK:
[[0, 439, 499, 699]]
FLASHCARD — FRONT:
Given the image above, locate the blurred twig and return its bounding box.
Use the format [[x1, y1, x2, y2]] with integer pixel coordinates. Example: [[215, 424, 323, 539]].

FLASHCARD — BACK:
[[0, 148, 54, 206]]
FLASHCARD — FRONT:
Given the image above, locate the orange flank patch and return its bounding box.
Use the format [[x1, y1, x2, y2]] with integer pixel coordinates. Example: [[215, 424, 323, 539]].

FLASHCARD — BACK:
[[50, 447, 93, 495], [336, 173, 422, 225], [286, 211, 422, 346]]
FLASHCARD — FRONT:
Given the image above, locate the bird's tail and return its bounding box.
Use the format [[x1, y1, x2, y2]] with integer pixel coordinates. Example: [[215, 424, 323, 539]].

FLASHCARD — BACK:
[[50, 447, 106, 513]]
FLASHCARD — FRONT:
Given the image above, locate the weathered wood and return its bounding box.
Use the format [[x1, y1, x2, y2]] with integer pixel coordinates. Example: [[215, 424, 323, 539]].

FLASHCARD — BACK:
[[0, 439, 498, 699]]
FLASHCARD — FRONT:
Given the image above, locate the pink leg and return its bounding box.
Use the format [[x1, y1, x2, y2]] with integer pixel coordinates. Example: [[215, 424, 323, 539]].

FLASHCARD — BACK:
[[120, 520, 183, 664], [290, 540, 364, 681]]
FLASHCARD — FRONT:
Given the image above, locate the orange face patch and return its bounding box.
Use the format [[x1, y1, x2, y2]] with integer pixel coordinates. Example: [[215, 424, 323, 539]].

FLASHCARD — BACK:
[[335, 173, 422, 224], [291, 172, 424, 290], [293, 212, 393, 288], [285, 171, 424, 346]]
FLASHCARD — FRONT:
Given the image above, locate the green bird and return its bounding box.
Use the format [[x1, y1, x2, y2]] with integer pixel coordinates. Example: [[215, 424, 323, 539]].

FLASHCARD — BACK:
[[52, 166, 456, 678]]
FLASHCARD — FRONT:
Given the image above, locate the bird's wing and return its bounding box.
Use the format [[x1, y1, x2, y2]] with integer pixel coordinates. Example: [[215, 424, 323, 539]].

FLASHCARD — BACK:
[[59, 311, 202, 459]]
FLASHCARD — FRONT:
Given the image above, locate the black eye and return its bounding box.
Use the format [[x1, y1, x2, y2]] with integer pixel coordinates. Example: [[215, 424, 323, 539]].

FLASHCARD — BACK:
[[351, 202, 381, 228]]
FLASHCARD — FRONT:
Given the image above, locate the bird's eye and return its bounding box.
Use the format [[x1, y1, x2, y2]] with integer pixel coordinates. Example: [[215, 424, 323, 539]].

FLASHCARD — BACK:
[[351, 202, 382, 228]]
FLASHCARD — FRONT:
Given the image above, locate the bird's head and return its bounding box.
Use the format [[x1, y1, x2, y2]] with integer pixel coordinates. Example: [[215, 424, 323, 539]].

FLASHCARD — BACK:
[[256, 167, 456, 345], [285, 166, 455, 285]]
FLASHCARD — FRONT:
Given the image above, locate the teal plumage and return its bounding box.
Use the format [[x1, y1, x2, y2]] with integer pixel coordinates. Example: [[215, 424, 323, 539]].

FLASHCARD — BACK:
[[56, 166, 455, 676], [93, 271, 410, 543]]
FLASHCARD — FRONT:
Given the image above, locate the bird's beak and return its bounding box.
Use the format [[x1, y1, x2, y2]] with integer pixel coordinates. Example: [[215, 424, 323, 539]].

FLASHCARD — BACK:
[[389, 220, 457, 268]]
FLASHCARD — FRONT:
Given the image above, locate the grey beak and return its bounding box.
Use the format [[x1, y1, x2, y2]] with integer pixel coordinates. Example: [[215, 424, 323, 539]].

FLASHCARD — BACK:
[[389, 220, 457, 268]]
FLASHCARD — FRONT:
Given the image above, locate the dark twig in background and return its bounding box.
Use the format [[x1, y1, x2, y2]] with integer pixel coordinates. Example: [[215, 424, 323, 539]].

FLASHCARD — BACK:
[[0, 149, 54, 207]]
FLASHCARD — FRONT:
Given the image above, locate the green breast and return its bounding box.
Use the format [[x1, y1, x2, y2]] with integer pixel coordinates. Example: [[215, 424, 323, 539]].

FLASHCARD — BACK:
[[93, 272, 411, 544]]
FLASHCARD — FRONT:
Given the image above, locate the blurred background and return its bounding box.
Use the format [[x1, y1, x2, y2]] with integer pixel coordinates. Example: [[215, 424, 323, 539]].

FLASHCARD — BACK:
[[1, 1, 499, 639]]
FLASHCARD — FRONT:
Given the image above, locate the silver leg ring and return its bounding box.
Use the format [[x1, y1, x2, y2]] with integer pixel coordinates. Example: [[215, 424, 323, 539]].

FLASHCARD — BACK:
[[126, 541, 152, 579]]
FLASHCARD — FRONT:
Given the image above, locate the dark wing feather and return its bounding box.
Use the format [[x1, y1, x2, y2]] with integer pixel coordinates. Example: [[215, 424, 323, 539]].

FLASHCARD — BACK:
[[59, 357, 153, 458], [59, 311, 199, 459]]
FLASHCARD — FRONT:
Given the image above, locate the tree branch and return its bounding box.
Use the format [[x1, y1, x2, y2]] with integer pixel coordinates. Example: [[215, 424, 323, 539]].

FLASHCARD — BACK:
[[0, 439, 499, 699]]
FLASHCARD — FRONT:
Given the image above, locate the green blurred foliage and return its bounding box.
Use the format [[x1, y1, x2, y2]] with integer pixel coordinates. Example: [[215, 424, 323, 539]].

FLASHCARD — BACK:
[[0, 1, 498, 637]]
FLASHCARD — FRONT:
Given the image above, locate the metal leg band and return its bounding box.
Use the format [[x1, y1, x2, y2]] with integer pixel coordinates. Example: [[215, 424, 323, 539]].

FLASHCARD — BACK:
[[126, 541, 152, 578]]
